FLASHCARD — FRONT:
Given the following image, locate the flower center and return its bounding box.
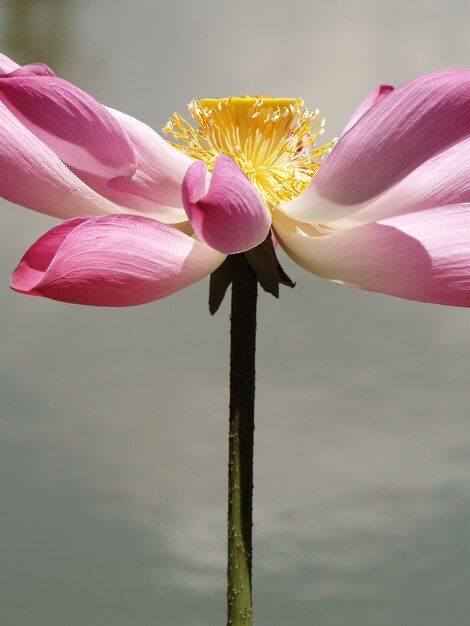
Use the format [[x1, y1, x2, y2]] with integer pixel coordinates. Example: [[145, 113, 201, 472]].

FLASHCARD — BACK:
[[163, 96, 333, 209]]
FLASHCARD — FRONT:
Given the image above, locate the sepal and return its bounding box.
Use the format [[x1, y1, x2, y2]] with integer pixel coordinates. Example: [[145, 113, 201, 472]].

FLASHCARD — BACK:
[[208, 232, 295, 315]]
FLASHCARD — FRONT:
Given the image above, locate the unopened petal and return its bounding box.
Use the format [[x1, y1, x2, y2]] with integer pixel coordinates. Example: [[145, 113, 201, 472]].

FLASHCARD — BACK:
[[274, 206, 470, 307], [182, 155, 271, 254], [11, 215, 225, 306]]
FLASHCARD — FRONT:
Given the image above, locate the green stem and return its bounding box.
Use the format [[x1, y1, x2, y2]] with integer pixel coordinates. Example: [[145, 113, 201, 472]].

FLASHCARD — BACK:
[[227, 254, 257, 626]]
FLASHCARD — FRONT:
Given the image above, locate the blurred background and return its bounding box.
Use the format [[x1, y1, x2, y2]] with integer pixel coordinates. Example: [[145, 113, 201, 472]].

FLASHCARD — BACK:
[[1, 0, 470, 624]]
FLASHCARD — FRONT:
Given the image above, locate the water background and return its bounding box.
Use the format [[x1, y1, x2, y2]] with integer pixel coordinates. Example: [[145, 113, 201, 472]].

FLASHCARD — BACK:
[[1, 1, 470, 624]]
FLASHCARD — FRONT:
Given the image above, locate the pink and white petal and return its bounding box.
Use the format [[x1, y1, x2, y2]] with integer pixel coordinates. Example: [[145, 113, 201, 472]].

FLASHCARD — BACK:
[[273, 206, 470, 307], [182, 155, 271, 254], [101, 108, 193, 223], [0, 64, 137, 185], [341, 84, 394, 135], [11, 214, 225, 307], [332, 135, 470, 228], [282, 70, 470, 224], [0, 101, 124, 218], [0, 52, 20, 73]]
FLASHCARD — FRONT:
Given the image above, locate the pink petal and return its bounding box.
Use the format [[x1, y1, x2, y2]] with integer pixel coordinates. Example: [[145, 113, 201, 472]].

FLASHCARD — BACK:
[[273, 206, 470, 307], [282, 70, 470, 225], [0, 53, 20, 73], [341, 84, 394, 135], [0, 101, 123, 218], [103, 107, 193, 223], [11, 215, 225, 306], [182, 155, 271, 254], [0, 63, 137, 187], [334, 134, 470, 228]]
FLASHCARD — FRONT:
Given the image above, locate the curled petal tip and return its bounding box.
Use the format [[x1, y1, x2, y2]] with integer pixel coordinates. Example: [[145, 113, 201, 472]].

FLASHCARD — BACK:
[[2, 63, 56, 78], [341, 83, 394, 135], [182, 155, 271, 254]]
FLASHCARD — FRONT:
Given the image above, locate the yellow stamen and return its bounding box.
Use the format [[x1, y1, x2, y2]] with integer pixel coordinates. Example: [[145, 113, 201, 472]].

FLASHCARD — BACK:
[[163, 95, 333, 209]]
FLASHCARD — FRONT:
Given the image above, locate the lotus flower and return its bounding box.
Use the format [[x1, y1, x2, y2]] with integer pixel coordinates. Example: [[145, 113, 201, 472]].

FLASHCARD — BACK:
[[2, 50, 470, 307]]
